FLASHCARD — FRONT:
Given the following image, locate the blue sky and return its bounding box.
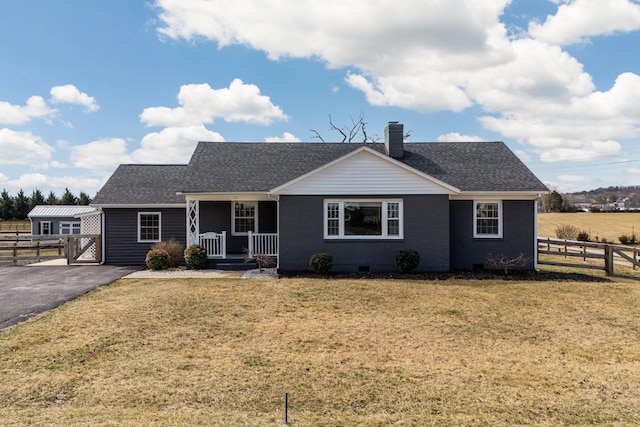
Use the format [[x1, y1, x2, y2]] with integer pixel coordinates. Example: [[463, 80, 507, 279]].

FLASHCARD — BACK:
[[1, 0, 640, 197]]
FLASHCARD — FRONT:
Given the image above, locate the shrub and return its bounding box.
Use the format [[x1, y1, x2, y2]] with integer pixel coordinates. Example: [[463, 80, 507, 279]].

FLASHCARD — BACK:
[[151, 239, 184, 268], [618, 233, 637, 245], [395, 249, 420, 273], [486, 252, 529, 275], [576, 230, 590, 242], [184, 244, 208, 270], [309, 253, 333, 274], [555, 224, 579, 240], [145, 249, 170, 270]]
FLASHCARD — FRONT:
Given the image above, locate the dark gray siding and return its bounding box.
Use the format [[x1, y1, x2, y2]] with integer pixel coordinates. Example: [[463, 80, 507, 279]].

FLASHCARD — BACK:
[[31, 218, 67, 235], [450, 200, 536, 270], [199, 200, 277, 253], [103, 208, 186, 265], [279, 195, 450, 272]]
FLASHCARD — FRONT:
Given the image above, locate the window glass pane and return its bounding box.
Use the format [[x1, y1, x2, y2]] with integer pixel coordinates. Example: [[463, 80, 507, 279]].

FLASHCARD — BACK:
[[327, 202, 340, 236], [344, 202, 382, 236], [476, 202, 499, 236], [387, 202, 400, 236], [140, 214, 160, 241], [234, 203, 255, 233]]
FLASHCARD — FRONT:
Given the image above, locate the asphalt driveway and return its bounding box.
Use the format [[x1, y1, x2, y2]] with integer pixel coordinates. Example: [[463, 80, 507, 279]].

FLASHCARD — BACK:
[[0, 265, 139, 330]]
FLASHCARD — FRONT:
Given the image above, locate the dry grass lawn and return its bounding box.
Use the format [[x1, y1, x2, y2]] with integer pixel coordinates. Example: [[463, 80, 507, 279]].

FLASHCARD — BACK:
[[2, 277, 640, 426], [538, 212, 640, 243]]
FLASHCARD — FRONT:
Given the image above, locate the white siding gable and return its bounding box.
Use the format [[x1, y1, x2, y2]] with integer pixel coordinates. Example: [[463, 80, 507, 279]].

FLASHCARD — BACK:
[[273, 148, 458, 195]]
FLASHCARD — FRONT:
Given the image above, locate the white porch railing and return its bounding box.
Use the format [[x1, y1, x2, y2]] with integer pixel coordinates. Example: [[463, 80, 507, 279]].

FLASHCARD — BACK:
[[199, 231, 227, 259], [248, 231, 278, 257]]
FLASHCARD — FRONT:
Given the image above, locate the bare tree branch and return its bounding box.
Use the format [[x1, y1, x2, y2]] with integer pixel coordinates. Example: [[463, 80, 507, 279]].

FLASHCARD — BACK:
[[310, 113, 380, 143], [309, 129, 325, 143]]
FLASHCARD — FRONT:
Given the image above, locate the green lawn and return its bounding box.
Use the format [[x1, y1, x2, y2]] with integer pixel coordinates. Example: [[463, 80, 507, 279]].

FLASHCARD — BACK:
[[1, 276, 640, 426]]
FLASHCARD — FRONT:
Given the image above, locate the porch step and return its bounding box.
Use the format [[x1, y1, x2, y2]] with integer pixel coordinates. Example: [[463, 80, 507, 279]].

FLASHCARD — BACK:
[[206, 256, 257, 271]]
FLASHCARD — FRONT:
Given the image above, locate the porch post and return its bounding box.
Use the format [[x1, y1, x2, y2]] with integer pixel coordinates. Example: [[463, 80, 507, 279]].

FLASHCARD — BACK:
[[187, 199, 200, 246]]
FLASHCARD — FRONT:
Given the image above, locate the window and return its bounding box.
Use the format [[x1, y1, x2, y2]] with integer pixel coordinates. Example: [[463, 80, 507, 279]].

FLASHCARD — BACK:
[[138, 212, 161, 242], [60, 221, 81, 235], [474, 201, 502, 238], [324, 199, 403, 239], [232, 202, 257, 235], [39, 221, 51, 235]]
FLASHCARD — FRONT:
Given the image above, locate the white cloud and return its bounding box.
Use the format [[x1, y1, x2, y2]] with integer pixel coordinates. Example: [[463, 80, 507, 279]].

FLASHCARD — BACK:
[[0, 96, 56, 125], [529, 0, 640, 45], [155, 0, 513, 113], [153, 0, 640, 166], [264, 132, 301, 143], [140, 79, 288, 127], [132, 125, 224, 163], [50, 84, 99, 112], [0, 128, 54, 166], [436, 133, 486, 142], [71, 138, 133, 171], [0, 172, 106, 197]]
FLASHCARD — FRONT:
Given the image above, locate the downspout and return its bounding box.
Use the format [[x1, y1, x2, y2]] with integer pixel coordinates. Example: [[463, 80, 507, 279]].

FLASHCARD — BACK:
[[99, 207, 106, 265]]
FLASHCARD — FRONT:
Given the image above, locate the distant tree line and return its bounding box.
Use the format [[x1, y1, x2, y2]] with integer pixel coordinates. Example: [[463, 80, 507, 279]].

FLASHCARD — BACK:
[[0, 188, 93, 221]]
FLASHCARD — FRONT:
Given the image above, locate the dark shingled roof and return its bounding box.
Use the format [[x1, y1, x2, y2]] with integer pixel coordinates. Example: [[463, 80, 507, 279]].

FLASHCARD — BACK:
[[92, 164, 187, 205], [93, 141, 547, 205], [183, 141, 547, 193]]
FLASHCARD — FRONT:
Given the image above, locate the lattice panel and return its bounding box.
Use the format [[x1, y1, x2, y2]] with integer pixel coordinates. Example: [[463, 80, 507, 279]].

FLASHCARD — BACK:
[[187, 200, 199, 246], [80, 212, 102, 260]]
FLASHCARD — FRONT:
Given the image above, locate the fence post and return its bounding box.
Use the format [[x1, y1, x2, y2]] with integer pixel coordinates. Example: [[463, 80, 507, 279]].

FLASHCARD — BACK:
[[604, 245, 614, 276]]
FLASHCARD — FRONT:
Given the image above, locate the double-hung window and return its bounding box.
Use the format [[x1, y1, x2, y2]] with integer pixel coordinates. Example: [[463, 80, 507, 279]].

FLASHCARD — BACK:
[[474, 201, 502, 238], [60, 221, 81, 235], [324, 199, 403, 239], [232, 202, 257, 235], [138, 212, 161, 242]]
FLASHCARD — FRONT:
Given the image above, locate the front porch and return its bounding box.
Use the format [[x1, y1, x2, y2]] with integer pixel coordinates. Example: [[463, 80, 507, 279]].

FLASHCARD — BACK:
[[186, 197, 279, 265]]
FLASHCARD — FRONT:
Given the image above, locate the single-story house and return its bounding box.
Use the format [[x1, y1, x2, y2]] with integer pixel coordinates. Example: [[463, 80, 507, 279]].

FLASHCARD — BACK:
[[28, 205, 98, 236], [91, 122, 548, 272]]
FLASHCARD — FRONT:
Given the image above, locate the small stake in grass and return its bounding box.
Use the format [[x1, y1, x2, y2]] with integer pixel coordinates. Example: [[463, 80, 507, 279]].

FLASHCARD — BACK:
[[283, 392, 290, 425]]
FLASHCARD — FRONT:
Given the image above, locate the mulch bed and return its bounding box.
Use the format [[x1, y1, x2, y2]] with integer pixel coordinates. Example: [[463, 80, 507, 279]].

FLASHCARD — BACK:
[[279, 269, 611, 282]]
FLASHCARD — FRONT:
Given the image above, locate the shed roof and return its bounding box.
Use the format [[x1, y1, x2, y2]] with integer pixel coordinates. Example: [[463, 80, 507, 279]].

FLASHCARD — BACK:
[[27, 205, 98, 218]]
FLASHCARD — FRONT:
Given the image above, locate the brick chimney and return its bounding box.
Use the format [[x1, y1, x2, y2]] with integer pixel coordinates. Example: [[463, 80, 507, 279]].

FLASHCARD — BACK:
[[384, 121, 404, 158]]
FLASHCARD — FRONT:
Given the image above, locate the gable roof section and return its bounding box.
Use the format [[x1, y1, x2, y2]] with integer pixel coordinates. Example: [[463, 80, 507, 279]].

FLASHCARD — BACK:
[[271, 146, 459, 195], [28, 205, 97, 218], [92, 164, 187, 206], [92, 140, 547, 206], [182, 141, 546, 194], [183, 142, 361, 193]]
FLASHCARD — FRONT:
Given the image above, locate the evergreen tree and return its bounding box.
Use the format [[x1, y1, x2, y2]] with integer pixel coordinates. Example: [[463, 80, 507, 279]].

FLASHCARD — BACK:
[[30, 189, 46, 210], [60, 188, 77, 205], [14, 189, 30, 220], [0, 189, 14, 220], [77, 191, 93, 205], [46, 191, 58, 205]]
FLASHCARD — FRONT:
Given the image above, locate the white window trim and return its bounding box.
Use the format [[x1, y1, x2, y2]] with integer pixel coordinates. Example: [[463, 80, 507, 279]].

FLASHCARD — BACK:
[[59, 221, 81, 235], [231, 201, 258, 236], [39, 221, 52, 235], [324, 199, 403, 239], [138, 212, 161, 243], [474, 200, 503, 239]]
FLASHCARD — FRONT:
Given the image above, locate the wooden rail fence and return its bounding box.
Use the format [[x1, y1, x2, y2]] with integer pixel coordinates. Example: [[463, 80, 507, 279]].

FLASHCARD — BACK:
[[537, 237, 640, 276], [0, 234, 101, 265]]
